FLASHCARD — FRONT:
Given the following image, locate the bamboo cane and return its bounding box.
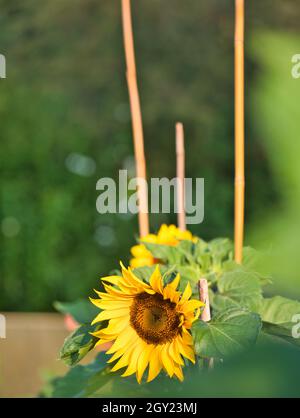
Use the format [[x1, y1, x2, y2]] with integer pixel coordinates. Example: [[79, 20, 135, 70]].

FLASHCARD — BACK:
[[121, 0, 149, 237], [176, 122, 186, 231], [199, 278, 211, 322], [234, 0, 245, 264], [198, 278, 214, 368]]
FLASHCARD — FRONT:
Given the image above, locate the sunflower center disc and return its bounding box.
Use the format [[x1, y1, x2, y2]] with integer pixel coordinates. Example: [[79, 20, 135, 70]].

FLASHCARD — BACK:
[[130, 292, 180, 344]]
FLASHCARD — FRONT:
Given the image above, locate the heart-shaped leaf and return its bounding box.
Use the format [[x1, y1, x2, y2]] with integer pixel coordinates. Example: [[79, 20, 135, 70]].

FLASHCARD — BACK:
[[193, 308, 262, 358], [213, 271, 263, 312]]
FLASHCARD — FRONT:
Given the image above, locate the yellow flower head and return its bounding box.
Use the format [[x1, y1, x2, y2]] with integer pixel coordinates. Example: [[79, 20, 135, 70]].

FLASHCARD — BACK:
[[90, 263, 203, 383], [130, 224, 197, 269]]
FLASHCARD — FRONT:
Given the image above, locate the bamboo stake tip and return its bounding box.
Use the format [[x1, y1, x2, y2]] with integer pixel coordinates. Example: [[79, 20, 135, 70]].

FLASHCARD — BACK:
[[175, 123, 185, 154], [199, 278, 208, 288]]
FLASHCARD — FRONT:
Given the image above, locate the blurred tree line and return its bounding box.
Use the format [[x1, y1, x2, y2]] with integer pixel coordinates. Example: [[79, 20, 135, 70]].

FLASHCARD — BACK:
[[0, 0, 299, 310]]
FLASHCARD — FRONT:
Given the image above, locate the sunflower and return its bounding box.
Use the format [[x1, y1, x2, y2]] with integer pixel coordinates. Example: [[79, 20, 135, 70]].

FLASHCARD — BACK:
[[90, 263, 203, 383], [130, 224, 197, 268]]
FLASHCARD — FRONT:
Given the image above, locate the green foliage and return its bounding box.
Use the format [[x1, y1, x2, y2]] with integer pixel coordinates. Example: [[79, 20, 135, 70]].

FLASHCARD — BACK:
[[50, 235, 300, 397], [54, 299, 101, 366], [55, 298, 102, 365], [45, 342, 300, 398], [144, 238, 234, 285], [47, 353, 110, 398], [212, 271, 263, 312], [259, 296, 300, 347], [141, 237, 300, 349], [143, 242, 186, 265], [54, 299, 98, 325], [60, 323, 101, 366], [193, 309, 261, 358]]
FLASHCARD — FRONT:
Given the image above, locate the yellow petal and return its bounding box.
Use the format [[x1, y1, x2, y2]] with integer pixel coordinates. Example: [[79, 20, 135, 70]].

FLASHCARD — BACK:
[[178, 314, 185, 327], [105, 276, 141, 294], [110, 347, 132, 372], [93, 289, 128, 301], [101, 275, 123, 286], [168, 340, 184, 366], [121, 340, 144, 377], [179, 299, 204, 313], [90, 298, 131, 310], [169, 273, 180, 290], [121, 262, 153, 292], [90, 297, 103, 308], [147, 346, 163, 382], [177, 336, 195, 363], [91, 317, 129, 340], [181, 330, 193, 344], [141, 234, 158, 244], [173, 363, 184, 382], [181, 282, 192, 303], [107, 349, 125, 364], [144, 288, 156, 295], [163, 285, 180, 303], [158, 225, 178, 245], [130, 244, 151, 258], [103, 283, 134, 298], [95, 338, 113, 346], [160, 343, 174, 377], [106, 327, 137, 354], [107, 336, 137, 363], [91, 307, 129, 324], [103, 317, 129, 334], [149, 265, 163, 294], [136, 344, 154, 383], [130, 257, 154, 269]]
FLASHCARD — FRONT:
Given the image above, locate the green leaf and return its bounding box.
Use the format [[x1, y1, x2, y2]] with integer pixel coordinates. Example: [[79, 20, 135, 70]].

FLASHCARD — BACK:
[[213, 271, 263, 312], [208, 238, 233, 263], [194, 240, 211, 270], [193, 238, 233, 279], [259, 296, 300, 347], [242, 247, 272, 282], [143, 242, 183, 264], [195, 253, 212, 274], [54, 299, 98, 324], [193, 238, 209, 257], [60, 323, 101, 366], [175, 240, 195, 263], [131, 265, 157, 281], [175, 265, 201, 285], [48, 353, 111, 397], [260, 296, 300, 325], [193, 308, 262, 358]]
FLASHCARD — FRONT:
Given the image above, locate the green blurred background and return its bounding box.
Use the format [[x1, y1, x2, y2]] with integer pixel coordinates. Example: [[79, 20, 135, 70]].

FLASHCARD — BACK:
[[0, 0, 300, 311]]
